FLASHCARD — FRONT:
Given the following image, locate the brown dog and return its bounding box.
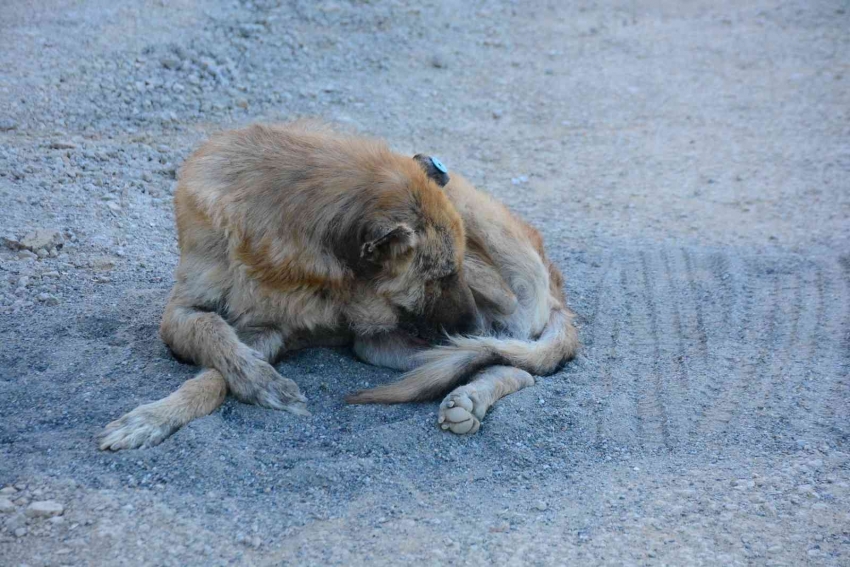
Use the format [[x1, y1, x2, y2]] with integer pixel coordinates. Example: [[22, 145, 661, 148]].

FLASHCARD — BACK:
[[99, 122, 577, 449]]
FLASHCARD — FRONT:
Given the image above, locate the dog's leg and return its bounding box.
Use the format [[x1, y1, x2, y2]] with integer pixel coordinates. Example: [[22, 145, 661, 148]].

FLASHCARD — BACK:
[[353, 331, 427, 371], [160, 302, 306, 411], [437, 365, 534, 435], [99, 369, 227, 450], [99, 328, 295, 451]]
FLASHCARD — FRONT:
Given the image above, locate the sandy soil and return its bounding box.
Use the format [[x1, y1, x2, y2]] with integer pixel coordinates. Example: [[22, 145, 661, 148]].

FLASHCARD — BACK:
[[1, 0, 848, 565]]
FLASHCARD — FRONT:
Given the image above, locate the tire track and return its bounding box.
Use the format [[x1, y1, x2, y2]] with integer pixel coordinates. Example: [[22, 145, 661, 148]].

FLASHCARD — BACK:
[[697, 258, 771, 437], [744, 274, 794, 434], [771, 266, 819, 433], [647, 250, 691, 448], [689, 251, 743, 437], [584, 255, 625, 448], [591, 266, 636, 449], [822, 257, 850, 436], [629, 252, 670, 451], [681, 249, 711, 362]]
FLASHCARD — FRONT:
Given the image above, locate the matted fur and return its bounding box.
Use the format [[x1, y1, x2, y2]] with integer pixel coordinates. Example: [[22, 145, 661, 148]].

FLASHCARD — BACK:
[[346, 174, 579, 404], [99, 122, 579, 450]]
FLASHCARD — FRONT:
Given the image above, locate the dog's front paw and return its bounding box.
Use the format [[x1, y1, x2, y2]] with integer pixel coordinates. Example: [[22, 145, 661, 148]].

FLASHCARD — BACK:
[[99, 402, 177, 451], [238, 360, 310, 416], [438, 391, 484, 435]]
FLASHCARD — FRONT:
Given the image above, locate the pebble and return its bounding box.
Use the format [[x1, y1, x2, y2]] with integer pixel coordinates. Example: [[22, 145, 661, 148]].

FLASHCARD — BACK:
[[25, 500, 65, 518], [37, 293, 60, 305], [0, 498, 15, 513], [0, 118, 18, 131], [534, 500, 549, 511], [19, 229, 63, 252], [14, 527, 28, 538], [49, 141, 77, 150], [430, 54, 447, 68], [0, 487, 17, 495], [1, 235, 20, 250], [160, 57, 181, 69]]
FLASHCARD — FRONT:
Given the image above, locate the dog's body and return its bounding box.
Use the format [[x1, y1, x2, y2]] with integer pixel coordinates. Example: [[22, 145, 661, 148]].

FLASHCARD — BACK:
[[99, 123, 578, 449]]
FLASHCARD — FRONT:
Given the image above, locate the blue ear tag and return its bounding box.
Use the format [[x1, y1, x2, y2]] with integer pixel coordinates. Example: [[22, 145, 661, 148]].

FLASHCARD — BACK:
[[430, 157, 448, 173]]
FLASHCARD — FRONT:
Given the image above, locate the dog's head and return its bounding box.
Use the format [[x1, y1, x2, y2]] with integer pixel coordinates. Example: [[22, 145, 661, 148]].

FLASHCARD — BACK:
[[340, 154, 476, 337]]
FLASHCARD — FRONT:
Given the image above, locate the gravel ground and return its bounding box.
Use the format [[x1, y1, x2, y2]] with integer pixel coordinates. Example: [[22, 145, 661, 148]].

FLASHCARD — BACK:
[[1, 0, 849, 565]]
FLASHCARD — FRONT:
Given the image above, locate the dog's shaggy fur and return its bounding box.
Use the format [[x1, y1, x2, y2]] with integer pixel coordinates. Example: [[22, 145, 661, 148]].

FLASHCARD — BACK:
[[99, 122, 578, 449]]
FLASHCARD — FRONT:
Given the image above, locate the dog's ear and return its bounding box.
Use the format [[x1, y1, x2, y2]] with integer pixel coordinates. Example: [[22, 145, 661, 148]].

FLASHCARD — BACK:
[[361, 223, 417, 264], [413, 154, 450, 187]]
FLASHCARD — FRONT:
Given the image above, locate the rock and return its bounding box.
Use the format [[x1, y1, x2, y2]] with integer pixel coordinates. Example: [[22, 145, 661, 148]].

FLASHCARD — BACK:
[[17, 250, 37, 261], [37, 293, 60, 306], [14, 527, 27, 537], [20, 229, 63, 252], [160, 57, 181, 69], [1, 235, 20, 250], [0, 487, 16, 495], [534, 500, 549, 511], [430, 54, 447, 68], [0, 498, 15, 513], [236, 98, 249, 109], [90, 256, 116, 271], [0, 118, 17, 132], [25, 500, 64, 518], [5, 512, 25, 530], [49, 141, 77, 150], [36, 248, 49, 259]]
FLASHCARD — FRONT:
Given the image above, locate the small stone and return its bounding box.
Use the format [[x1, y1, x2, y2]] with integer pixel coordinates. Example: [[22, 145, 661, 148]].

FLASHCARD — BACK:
[[49, 141, 77, 150], [0, 498, 15, 513], [430, 54, 447, 68], [37, 293, 59, 306], [160, 57, 181, 69], [1, 235, 20, 250], [141, 172, 153, 182], [25, 500, 64, 518], [36, 248, 49, 259], [20, 229, 63, 252], [0, 118, 18, 132], [14, 527, 27, 537], [492, 110, 503, 119], [17, 250, 37, 261], [49, 515, 65, 525], [14, 497, 29, 507], [534, 500, 548, 511], [0, 487, 16, 495], [236, 98, 249, 109], [90, 256, 116, 271]]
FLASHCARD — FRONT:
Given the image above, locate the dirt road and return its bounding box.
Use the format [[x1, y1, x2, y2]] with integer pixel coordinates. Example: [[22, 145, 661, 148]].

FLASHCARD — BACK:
[[1, 1, 848, 565]]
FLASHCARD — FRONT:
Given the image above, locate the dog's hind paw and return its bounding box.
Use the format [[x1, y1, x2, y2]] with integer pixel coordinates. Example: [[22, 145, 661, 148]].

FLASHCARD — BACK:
[[98, 403, 177, 451], [438, 391, 484, 435]]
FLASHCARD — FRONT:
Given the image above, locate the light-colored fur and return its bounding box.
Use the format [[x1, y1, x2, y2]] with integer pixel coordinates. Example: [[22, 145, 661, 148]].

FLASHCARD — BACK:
[[99, 122, 578, 450], [346, 174, 579, 409]]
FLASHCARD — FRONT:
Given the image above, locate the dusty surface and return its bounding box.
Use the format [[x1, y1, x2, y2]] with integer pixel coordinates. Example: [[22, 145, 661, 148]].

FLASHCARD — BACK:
[[1, 0, 849, 565]]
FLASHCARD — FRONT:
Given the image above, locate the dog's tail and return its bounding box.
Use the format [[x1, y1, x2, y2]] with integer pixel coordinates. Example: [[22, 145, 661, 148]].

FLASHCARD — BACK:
[[346, 307, 578, 404]]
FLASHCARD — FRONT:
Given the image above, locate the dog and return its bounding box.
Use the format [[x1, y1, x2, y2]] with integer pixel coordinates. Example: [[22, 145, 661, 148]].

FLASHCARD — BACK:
[[99, 122, 577, 449]]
